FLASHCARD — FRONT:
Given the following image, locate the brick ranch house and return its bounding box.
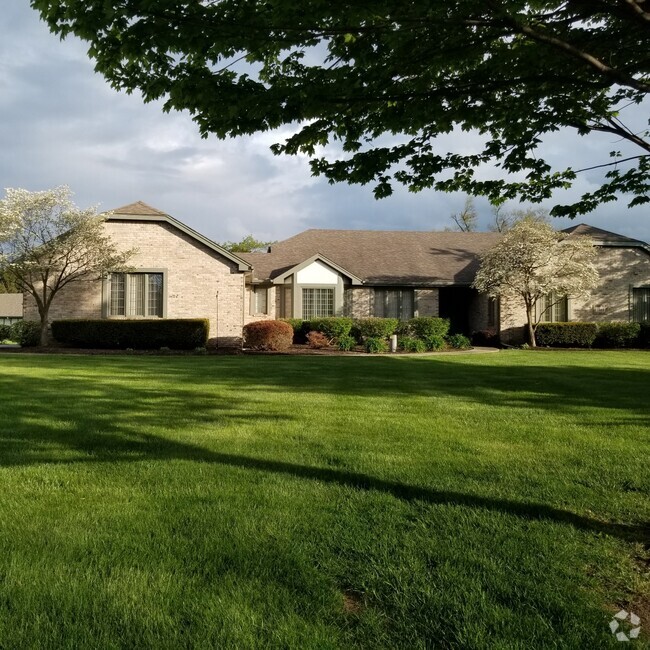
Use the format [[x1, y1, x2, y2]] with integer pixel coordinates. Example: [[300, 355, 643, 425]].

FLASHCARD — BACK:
[[23, 201, 650, 347]]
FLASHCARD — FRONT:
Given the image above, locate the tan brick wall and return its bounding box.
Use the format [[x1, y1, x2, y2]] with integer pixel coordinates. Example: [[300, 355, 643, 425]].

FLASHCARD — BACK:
[[571, 247, 650, 322], [244, 285, 277, 325], [25, 220, 247, 347], [498, 246, 650, 344], [346, 287, 373, 318]]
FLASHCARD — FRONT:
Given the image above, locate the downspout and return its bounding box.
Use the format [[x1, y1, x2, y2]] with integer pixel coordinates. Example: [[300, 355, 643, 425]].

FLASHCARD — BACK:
[[215, 291, 219, 348]]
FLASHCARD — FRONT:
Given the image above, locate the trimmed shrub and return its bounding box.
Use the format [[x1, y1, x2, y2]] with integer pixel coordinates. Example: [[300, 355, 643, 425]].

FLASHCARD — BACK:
[[12, 320, 41, 347], [395, 320, 414, 338], [594, 322, 641, 348], [409, 317, 450, 341], [447, 333, 472, 349], [307, 331, 329, 349], [535, 322, 598, 348], [424, 334, 446, 351], [52, 319, 209, 350], [365, 337, 388, 353], [309, 317, 354, 341], [337, 334, 356, 351], [639, 321, 650, 348], [471, 329, 500, 347], [281, 319, 310, 344], [243, 320, 293, 351], [354, 318, 399, 340], [399, 336, 427, 353], [0, 324, 12, 342]]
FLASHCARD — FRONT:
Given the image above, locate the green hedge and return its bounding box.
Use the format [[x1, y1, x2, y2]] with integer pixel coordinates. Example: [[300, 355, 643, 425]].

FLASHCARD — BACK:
[[52, 319, 209, 350], [535, 322, 598, 348], [280, 319, 311, 344], [409, 317, 450, 340], [594, 322, 641, 349], [365, 337, 389, 353], [353, 318, 399, 340], [12, 320, 40, 347], [640, 322, 650, 348], [309, 317, 354, 340], [0, 324, 12, 342]]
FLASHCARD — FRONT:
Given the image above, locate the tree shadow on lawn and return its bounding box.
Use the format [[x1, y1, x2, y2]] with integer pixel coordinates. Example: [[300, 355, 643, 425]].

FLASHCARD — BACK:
[[151, 354, 650, 423], [0, 358, 648, 546]]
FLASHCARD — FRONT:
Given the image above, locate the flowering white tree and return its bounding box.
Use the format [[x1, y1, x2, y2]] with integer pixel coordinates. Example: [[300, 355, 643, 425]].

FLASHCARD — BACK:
[[473, 218, 598, 347], [0, 187, 134, 346]]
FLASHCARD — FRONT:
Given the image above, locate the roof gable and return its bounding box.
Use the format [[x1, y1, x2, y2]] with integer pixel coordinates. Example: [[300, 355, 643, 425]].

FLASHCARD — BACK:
[[111, 201, 169, 217], [105, 202, 251, 271]]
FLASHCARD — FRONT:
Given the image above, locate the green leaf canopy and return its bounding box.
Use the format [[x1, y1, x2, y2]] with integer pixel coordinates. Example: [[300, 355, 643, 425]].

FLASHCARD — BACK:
[[31, 0, 650, 216]]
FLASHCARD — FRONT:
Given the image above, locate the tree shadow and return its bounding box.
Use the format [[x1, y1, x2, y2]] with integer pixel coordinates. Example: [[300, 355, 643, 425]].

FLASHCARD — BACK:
[[0, 354, 648, 546]]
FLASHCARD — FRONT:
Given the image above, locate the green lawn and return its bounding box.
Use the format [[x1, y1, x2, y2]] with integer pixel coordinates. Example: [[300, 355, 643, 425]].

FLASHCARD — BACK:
[[0, 351, 648, 648]]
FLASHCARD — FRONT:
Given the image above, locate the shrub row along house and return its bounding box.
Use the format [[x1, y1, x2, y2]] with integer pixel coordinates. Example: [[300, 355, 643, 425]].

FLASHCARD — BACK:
[[22, 201, 650, 347]]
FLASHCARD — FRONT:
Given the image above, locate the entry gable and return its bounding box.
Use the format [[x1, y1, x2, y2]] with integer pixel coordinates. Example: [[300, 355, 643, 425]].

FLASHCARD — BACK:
[[271, 254, 363, 286]]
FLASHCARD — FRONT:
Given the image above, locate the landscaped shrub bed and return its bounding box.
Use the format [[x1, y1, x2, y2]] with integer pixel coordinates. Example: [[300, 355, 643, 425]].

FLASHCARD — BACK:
[[306, 331, 329, 349], [364, 337, 389, 353], [337, 334, 356, 351], [535, 321, 650, 348], [243, 320, 293, 351], [353, 317, 399, 341], [0, 324, 12, 342], [309, 317, 354, 342], [640, 321, 650, 348], [52, 319, 209, 350], [11, 320, 40, 347], [593, 322, 641, 348], [280, 319, 311, 344], [409, 317, 450, 340], [535, 322, 598, 348], [471, 329, 500, 347], [399, 336, 427, 353], [447, 333, 472, 350]]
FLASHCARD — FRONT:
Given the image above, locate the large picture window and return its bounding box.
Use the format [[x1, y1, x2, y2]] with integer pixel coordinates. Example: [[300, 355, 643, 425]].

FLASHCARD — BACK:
[[536, 292, 568, 322], [374, 289, 414, 320], [302, 288, 334, 320], [632, 287, 650, 322], [109, 272, 163, 317]]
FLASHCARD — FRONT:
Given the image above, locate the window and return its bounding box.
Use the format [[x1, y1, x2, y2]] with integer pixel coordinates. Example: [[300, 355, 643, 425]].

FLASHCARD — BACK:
[[374, 289, 414, 320], [108, 272, 163, 317], [487, 297, 499, 327], [302, 288, 334, 319], [536, 292, 568, 322], [632, 287, 650, 322], [251, 286, 268, 315]]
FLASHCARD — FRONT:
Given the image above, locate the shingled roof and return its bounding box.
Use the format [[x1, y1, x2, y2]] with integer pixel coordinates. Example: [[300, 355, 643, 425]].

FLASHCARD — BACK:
[[240, 229, 503, 285], [562, 223, 647, 245], [110, 200, 169, 217]]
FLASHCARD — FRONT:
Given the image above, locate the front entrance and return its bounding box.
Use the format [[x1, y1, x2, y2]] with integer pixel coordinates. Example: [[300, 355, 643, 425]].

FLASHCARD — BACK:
[[438, 287, 475, 335]]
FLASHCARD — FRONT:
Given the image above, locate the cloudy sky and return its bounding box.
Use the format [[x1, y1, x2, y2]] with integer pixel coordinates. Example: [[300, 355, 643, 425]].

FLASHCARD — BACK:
[[1, 1, 649, 243]]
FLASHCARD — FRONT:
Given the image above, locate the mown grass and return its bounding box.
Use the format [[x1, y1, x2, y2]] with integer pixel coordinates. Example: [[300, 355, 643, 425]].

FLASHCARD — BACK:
[[0, 350, 648, 648]]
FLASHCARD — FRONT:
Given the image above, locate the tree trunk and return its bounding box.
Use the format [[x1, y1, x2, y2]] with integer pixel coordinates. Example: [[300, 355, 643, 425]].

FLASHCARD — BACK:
[[525, 304, 536, 347], [39, 309, 49, 347]]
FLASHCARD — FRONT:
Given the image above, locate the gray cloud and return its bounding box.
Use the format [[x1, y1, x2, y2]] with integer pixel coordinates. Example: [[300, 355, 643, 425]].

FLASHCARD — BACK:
[[1, 0, 648, 245]]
